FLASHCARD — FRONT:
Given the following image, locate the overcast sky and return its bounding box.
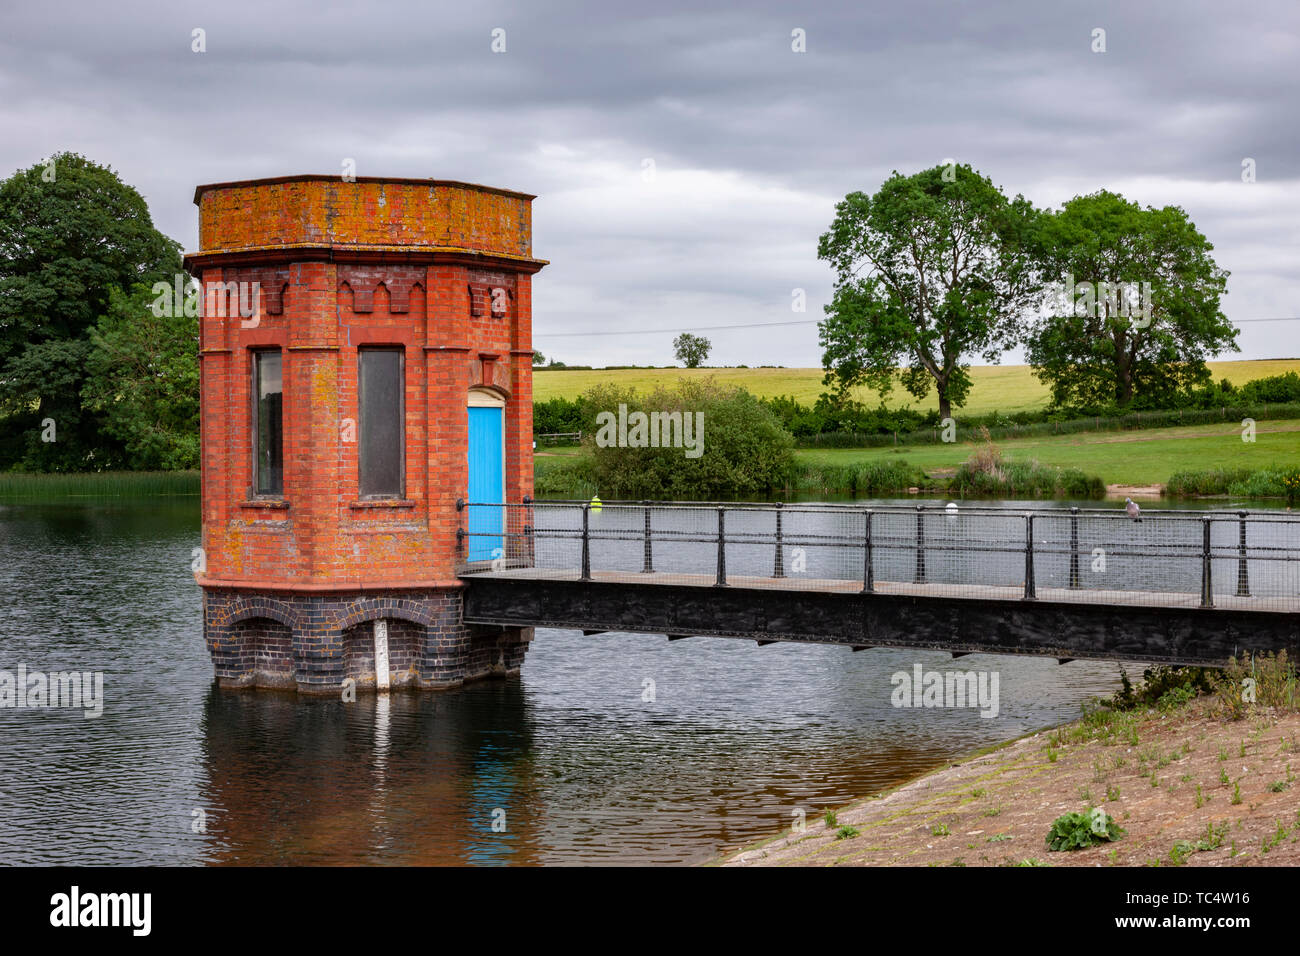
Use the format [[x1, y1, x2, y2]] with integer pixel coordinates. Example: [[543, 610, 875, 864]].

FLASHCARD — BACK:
[[3, 0, 1297, 367]]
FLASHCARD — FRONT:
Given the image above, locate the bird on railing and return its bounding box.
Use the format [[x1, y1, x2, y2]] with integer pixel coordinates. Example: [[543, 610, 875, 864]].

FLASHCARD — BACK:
[[1125, 497, 1142, 522]]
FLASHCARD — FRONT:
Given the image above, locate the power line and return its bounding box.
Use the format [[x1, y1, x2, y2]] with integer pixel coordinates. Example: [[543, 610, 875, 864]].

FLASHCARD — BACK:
[[535, 319, 819, 337], [534, 316, 1300, 337]]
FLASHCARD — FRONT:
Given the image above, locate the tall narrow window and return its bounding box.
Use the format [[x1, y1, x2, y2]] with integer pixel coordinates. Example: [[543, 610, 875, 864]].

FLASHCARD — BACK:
[[252, 350, 283, 497], [359, 348, 404, 498]]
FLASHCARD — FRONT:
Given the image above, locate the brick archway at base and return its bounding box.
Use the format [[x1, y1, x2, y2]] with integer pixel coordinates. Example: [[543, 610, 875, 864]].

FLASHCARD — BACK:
[[202, 588, 530, 695]]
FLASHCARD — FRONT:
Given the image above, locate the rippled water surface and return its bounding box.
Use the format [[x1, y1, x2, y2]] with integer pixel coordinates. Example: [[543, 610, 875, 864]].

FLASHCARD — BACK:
[[0, 499, 1139, 865]]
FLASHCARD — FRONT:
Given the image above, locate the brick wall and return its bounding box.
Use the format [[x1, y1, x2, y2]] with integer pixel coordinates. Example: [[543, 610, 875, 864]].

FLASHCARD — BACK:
[[204, 589, 533, 694], [196, 177, 534, 259]]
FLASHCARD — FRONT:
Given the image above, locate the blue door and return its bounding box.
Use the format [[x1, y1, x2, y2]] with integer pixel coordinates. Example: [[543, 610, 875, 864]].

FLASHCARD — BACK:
[[467, 404, 504, 562]]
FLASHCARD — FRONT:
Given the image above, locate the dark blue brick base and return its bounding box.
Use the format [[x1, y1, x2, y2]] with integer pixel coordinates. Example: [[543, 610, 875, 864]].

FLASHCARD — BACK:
[[202, 587, 532, 695]]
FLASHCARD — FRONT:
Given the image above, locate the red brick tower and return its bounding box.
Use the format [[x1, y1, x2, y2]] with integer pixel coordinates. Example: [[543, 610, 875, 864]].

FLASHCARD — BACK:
[[184, 175, 545, 694]]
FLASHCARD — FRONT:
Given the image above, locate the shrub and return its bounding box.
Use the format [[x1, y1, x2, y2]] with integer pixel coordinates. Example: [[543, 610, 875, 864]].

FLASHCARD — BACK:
[[532, 396, 590, 442], [947, 427, 1104, 498], [1211, 651, 1298, 718], [1166, 464, 1300, 499], [787, 459, 922, 495], [855, 460, 924, 494], [582, 379, 796, 500], [1046, 808, 1125, 851], [1285, 468, 1300, 503], [1226, 469, 1289, 498], [1106, 664, 1213, 711], [1238, 371, 1300, 404], [533, 457, 597, 498], [1165, 467, 1254, 497], [952, 455, 1104, 499], [1058, 468, 1106, 498], [745, 385, 1300, 449]]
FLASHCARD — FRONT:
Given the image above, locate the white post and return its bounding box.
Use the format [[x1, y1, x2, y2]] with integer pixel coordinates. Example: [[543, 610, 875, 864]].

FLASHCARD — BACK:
[[373, 619, 390, 691]]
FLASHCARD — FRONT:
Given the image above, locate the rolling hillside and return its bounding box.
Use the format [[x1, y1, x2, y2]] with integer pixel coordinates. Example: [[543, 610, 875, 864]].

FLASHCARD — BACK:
[[534, 359, 1300, 416]]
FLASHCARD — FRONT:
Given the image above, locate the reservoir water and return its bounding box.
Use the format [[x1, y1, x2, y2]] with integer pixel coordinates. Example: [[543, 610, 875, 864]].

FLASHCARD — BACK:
[[3, 496, 1237, 865]]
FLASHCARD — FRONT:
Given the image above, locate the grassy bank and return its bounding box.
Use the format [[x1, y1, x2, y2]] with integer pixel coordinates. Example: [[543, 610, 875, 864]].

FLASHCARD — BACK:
[[780, 457, 1106, 498], [0, 470, 200, 499], [1167, 465, 1300, 501], [536, 359, 1300, 415], [720, 655, 1300, 867]]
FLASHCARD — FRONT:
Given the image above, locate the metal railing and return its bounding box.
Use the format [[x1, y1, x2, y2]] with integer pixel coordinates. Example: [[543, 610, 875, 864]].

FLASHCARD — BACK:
[[456, 499, 1300, 613]]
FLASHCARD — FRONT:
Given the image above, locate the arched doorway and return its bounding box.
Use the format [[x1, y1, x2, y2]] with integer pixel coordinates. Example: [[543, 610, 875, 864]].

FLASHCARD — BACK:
[[467, 388, 505, 561]]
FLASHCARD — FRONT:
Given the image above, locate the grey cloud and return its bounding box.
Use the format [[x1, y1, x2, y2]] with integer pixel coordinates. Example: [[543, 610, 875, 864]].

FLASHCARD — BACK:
[[1, 0, 1296, 365]]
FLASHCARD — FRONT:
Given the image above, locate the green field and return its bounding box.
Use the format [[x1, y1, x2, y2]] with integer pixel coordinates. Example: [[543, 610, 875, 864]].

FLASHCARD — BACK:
[[798, 420, 1300, 486], [538, 419, 1300, 488], [535, 359, 1300, 415]]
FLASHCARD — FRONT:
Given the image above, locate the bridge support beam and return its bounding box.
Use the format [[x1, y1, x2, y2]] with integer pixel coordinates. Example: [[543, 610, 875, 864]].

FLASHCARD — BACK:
[[462, 577, 1300, 667]]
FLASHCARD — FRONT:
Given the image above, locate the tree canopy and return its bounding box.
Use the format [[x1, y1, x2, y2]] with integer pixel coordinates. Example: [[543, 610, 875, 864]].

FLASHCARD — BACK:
[[1026, 190, 1235, 410], [0, 153, 185, 469], [673, 332, 711, 368], [82, 284, 200, 469], [817, 163, 1041, 419]]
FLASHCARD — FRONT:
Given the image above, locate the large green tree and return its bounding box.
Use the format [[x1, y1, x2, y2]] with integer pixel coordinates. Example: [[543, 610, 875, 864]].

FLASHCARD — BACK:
[[0, 153, 182, 469], [1026, 190, 1235, 410], [82, 284, 200, 469], [817, 164, 1042, 420]]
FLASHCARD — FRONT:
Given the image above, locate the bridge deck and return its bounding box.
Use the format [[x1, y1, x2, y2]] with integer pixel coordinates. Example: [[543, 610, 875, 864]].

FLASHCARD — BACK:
[[470, 567, 1300, 614]]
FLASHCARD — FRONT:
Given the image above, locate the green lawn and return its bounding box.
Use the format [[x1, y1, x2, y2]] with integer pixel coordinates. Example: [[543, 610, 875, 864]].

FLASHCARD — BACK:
[[795, 420, 1300, 486], [535, 359, 1300, 416]]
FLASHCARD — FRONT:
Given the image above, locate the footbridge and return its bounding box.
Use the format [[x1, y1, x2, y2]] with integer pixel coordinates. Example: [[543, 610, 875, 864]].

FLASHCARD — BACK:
[[457, 501, 1300, 666]]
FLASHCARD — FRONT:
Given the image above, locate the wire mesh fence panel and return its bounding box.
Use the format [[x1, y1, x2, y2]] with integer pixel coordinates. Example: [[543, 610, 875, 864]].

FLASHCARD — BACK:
[[527, 502, 584, 573], [1032, 512, 1198, 603], [583, 503, 643, 575], [644, 504, 720, 584], [1025, 512, 1076, 594], [922, 509, 1026, 590], [863, 508, 1027, 592], [1209, 515, 1247, 605], [715, 505, 780, 581], [868, 509, 924, 586], [1208, 514, 1300, 611], [788, 506, 870, 583]]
